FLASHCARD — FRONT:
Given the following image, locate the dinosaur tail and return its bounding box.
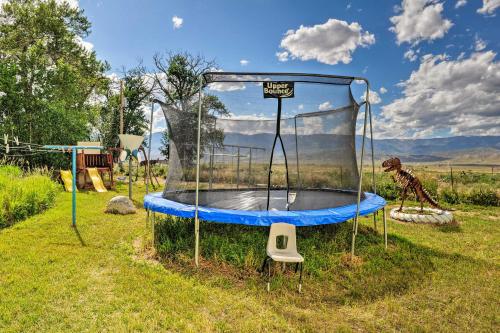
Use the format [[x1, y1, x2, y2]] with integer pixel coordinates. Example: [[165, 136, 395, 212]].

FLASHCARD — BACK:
[[421, 187, 447, 211]]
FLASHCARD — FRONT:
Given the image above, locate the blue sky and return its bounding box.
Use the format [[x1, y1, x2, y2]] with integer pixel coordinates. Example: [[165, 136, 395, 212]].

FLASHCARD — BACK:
[[77, 0, 500, 138]]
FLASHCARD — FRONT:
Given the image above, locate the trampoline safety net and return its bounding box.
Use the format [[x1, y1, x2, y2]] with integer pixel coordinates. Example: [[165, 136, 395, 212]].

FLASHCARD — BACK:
[[159, 73, 364, 211]]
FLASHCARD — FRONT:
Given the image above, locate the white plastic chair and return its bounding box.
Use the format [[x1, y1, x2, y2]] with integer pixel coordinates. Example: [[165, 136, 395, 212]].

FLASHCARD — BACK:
[[261, 223, 304, 292]]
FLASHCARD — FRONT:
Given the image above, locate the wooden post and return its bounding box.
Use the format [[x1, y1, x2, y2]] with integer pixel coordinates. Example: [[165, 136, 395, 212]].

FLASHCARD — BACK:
[[450, 166, 454, 191], [340, 166, 343, 187]]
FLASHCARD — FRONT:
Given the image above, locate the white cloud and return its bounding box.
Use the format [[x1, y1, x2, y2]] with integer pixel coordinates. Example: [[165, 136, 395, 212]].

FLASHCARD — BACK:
[[379, 51, 500, 138], [360, 90, 381, 104], [151, 105, 167, 132], [276, 19, 375, 65], [455, 0, 467, 9], [276, 51, 289, 62], [62, 0, 79, 8], [318, 101, 333, 111], [172, 16, 183, 29], [298, 104, 304, 110], [477, 0, 500, 15], [390, 0, 453, 45], [75, 35, 93, 52], [474, 35, 487, 51], [207, 82, 246, 92], [404, 48, 418, 61], [239, 59, 249, 66], [379, 87, 388, 94]]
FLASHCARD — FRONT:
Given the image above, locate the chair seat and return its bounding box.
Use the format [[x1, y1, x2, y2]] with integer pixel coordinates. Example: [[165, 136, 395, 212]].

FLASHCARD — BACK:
[[267, 250, 304, 263]]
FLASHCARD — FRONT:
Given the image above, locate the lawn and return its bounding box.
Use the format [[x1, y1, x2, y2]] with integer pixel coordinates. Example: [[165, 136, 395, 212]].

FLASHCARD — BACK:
[[0, 182, 498, 332]]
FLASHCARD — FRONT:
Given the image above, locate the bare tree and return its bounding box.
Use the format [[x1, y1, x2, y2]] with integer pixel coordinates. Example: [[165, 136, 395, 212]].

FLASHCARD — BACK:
[[152, 52, 228, 168]]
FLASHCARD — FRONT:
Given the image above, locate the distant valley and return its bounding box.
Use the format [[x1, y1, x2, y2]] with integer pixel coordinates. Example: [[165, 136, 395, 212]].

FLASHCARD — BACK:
[[146, 133, 500, 165]]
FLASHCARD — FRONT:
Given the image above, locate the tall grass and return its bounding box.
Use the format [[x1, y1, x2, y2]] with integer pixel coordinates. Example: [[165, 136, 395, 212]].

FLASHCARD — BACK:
[[0, 165, 59, 228]]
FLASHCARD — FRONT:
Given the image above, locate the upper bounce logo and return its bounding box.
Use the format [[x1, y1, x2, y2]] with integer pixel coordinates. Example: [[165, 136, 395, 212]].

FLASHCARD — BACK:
[[263, 81, 294, 98]]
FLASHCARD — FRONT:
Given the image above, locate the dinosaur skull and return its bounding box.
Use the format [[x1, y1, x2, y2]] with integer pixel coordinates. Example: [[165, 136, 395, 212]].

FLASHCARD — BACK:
[[382, 157, 401, 172]]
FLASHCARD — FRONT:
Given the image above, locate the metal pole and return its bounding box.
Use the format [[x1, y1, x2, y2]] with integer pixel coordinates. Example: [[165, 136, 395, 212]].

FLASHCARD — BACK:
[[351, 84, 369, 257], [128, 158, 132, 200], [72, 147, 77, 227], [294, 116, 301, 189], [383, 207, 387, 250], [368, 103, 377, 231], [119, 80, 124, 135], [236, 147, 240, 189], [194, 76, 203, 267], [368, 102, 376, 195], [146, 100, 154, 195], [248, 148, 252, 187], [209, 145, 214, 189], [152, 212, 156, 248]]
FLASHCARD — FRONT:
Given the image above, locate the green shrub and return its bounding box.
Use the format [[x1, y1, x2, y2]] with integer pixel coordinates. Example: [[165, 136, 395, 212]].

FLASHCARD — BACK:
[[375, 181, 399, 200], [0, 166, 59, 228], [421, 178, 438, 198], [440, 188, 461, 205], [466, 188, 499, 207]]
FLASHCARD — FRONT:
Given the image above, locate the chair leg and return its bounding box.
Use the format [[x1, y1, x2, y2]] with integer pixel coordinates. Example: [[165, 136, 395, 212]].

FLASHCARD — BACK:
[[267, 259, 272, 292], [259, 256, 268, 273], [298, 262, 303, 293]]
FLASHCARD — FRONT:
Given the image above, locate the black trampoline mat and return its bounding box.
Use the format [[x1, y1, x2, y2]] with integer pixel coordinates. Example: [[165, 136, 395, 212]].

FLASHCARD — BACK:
[[164, 189, 362, 211]]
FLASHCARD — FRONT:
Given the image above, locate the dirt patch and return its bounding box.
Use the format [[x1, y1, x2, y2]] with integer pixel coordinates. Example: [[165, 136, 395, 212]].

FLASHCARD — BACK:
[[132, 237, 161, 266]]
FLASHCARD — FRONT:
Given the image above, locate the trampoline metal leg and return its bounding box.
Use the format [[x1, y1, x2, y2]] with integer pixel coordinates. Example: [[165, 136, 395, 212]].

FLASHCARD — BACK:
[[351, 217, 358, 257], [383, 207, 387, 250], [151, 212, 155, 248], [195, 214, 200, 267], [373, 212, 377, 232]]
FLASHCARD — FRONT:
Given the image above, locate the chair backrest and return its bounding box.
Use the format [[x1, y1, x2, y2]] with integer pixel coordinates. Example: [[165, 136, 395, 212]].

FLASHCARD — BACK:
[[267, 223, 297, 254]]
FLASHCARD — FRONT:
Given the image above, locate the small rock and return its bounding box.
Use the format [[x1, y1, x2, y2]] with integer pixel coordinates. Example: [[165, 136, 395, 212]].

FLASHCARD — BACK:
[[105, 195, 137, 215]]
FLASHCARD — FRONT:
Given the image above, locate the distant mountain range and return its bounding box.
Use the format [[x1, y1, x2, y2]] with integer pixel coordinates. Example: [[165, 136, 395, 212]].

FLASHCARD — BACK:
[[147, 132, 500, 164]]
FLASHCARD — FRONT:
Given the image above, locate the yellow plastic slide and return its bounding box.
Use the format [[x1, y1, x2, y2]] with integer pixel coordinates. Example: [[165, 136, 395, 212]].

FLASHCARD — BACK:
[[60, 170, 77, 192], [87, 168, 107, 192]]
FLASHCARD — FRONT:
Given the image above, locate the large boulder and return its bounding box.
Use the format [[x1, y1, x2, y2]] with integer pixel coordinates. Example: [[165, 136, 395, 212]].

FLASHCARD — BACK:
[[105, 196, 137, 215]]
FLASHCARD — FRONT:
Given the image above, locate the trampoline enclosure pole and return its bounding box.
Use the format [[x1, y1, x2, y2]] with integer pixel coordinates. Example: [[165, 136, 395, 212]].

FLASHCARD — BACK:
[[194, 75, 203, 267], [351, 82, 370, 257], [294, 117, 301, 190], [129, 158, 132, 200], [72, 147, 77, 227], [368, 102, 377, 230], [146, 100, 154, 195]]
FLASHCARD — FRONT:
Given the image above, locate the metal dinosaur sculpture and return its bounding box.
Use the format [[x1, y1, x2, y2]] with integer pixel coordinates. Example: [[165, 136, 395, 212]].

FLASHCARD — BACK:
[[382, 157, 445, 212]]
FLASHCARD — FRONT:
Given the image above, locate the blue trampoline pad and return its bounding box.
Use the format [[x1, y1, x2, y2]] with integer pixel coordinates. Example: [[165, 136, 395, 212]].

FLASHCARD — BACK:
[[144, 191, 386, 227]]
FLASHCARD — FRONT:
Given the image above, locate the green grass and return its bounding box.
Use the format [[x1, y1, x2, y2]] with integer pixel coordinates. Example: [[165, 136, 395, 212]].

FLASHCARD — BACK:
[[0, 181, 499, 332]]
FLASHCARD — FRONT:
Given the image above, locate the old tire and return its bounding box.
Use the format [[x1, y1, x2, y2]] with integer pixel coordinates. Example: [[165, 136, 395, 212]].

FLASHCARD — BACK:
[[390, 207, 453, 224]]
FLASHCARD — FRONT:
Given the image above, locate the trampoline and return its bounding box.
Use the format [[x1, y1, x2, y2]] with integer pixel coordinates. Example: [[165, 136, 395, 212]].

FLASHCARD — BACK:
[[145, 190, 384, 226], [144, 72, 387, 264]]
